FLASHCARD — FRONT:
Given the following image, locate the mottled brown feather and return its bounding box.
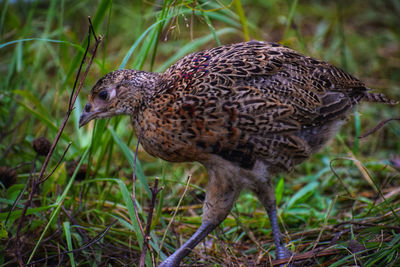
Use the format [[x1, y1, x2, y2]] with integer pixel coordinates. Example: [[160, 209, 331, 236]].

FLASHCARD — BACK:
[[83, 40, 396, 172], [79, 40, 397, 266]]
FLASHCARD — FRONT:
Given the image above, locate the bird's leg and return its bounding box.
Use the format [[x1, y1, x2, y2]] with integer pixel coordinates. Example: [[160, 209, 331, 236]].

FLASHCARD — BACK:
[[160, 168, 241, 267], [253, 179, 292, 261], [158, 222, 217, 267]]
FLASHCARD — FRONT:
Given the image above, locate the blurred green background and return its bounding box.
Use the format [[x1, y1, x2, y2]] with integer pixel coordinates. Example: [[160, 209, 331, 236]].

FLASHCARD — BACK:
[[1, 0, 399, 266]]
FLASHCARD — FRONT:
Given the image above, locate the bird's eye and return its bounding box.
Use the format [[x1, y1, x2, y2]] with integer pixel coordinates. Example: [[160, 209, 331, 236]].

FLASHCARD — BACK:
[[98, 91, 108, 100]]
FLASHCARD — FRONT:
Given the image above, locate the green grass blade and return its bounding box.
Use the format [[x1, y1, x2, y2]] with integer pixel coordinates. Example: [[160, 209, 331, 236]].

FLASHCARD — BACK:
[[156, 27, 237, 72], [201, 11, 221, 46], [12, 97, 73, 144], [233, 0, 250, 41], [63, 221, 76, 267], [92, 0, 112, 31], [108, 127, 150, 197], [283, 0, 298, 39], [0, 0, 10, 40], [13, 89, 50, 118], [353, 109, 360, 154], [119, 19, 166, 69], [0, 204, 58, 221], [286, 181, 318, 209], [0, 38, 81, 50], [275, 176, 284, 206], [114, 179, 144, 247], [27, 147, 90, 264], [60, 0, 111, 92]]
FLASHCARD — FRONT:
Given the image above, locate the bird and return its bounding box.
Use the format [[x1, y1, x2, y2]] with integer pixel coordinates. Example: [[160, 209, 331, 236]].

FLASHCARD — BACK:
[[79, 40, 396, 266]]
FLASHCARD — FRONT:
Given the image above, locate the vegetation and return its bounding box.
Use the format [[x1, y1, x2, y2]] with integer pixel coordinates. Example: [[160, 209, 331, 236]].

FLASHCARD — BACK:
[[1, 0, 399, 266]]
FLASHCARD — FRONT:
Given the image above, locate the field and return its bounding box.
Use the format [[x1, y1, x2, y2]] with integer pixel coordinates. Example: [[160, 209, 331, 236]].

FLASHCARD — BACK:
[[1, 0, 400, 266]]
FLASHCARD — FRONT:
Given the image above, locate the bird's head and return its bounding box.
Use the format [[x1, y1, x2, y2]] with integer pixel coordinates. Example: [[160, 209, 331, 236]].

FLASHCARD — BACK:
[[79, 69, 158, 128]]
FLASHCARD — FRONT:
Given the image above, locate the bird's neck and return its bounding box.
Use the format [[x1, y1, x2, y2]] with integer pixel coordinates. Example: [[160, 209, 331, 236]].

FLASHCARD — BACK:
[[119, 70, 162, 117], [132, 70, 162, 105]]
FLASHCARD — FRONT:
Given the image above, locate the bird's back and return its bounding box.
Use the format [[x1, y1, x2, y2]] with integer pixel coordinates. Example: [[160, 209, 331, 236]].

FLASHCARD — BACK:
[[136, 41, 391, 171]]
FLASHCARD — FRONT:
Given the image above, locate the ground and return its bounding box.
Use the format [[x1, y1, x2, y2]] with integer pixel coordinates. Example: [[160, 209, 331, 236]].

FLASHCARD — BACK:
[[0, 0, 399, 266]]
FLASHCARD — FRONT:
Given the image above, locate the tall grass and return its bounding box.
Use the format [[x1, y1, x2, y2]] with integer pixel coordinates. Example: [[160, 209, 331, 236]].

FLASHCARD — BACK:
[[1, 0, 399, 266]]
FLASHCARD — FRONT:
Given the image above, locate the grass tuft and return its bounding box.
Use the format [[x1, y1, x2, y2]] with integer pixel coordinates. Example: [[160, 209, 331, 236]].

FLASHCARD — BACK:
[[0, 0, 399, 266]]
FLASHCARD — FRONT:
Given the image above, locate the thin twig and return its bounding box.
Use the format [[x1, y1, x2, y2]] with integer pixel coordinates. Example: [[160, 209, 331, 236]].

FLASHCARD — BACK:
[[139, 178, 162, 267], [70, 18, 100, 109], [38, 142, 72, 184], [271, 248, 343, 266], [6, 138, 70, 239], [158, 175, 192, 264], [5, 163, 34, 225], [0, 115, 29, 143], [12, 17, 102, 265], [312, 195, 338, 250], [16, 156, 37, 267], [329, 157, 354, 197], [61, 205, 97, 257], [68, 23, 90, 111], [37, 16, 101, 184], [61, 205, 90, 243], [27, 221, 117, 265], [359, 117, 400, 139], [334, 221, 400, 231], [131, 131, 145, 237]]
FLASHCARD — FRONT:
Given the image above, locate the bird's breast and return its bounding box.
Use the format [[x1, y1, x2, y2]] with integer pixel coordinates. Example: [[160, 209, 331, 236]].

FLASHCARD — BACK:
[[132, 108, 211, 163]]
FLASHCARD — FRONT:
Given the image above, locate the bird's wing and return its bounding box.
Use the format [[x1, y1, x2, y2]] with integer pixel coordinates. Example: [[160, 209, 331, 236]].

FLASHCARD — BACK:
[[163, 42, 363, 132], [155, 41, 366, 168]]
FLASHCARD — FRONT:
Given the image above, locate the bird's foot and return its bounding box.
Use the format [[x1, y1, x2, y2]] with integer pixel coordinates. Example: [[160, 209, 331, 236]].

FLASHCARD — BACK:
[[158, 259, 174, 267], [276, 244, 293, 259], [276, 245, 294, 267]]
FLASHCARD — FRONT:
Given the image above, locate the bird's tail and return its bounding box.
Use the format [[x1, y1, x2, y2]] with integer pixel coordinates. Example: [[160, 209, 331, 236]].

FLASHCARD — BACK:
[[363, 91, 398, 105]]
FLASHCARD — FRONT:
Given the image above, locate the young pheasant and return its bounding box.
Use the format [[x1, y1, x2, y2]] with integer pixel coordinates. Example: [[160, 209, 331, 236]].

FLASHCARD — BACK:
[[79, 41, 396, 266]]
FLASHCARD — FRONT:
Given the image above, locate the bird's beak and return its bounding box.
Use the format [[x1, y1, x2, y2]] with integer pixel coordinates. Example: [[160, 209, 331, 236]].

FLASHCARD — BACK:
[[79, 105, 101, 128], [79, 103, 114, 128], [79, 110, 94, 128]]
